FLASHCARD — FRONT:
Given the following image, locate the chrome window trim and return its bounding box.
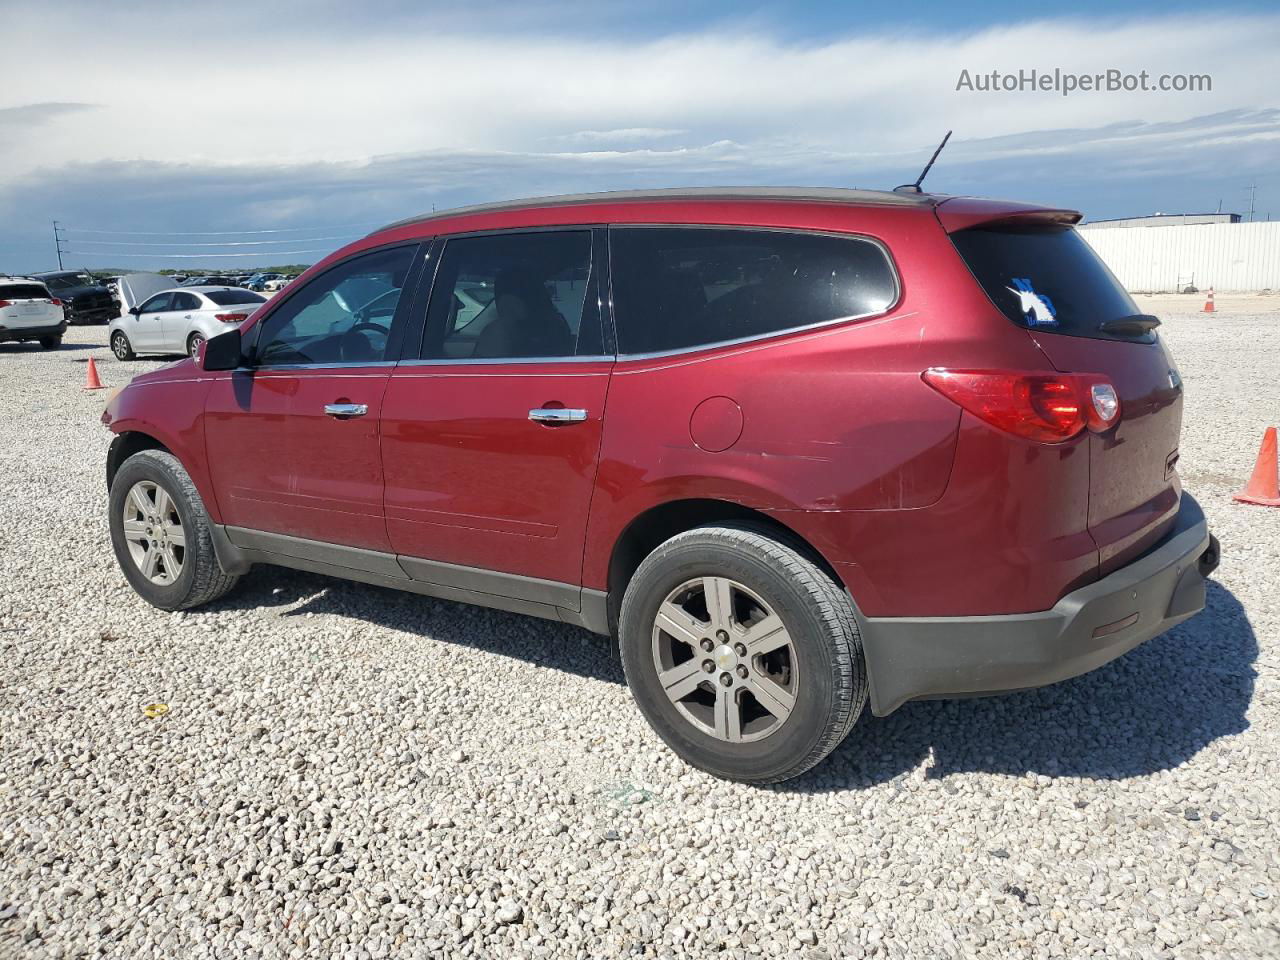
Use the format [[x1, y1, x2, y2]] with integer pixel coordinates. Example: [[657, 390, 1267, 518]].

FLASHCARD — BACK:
[[397, 355, 612, 367], [229, 360, 399, 372], [607, 223, 902, 360]]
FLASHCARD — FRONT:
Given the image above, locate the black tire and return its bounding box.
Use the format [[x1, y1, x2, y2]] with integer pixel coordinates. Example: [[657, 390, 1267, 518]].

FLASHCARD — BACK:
[[108, 450, 239, 610], [618, 524, 866, 784], [111, 331, 135, 361], [187, 333, 205, 359], [38, 337, 62, 350]]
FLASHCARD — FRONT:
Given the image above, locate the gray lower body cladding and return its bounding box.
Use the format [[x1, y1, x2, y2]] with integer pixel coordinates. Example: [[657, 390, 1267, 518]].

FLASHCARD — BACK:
[[856, 494, 1217, 715]]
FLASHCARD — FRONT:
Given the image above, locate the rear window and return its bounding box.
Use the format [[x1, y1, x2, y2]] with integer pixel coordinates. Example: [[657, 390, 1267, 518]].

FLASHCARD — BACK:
[[0, 284, 51, 300], [951, 225, 1141, 340], [611, 227, 897, 355], [205, 290, 266, 306]]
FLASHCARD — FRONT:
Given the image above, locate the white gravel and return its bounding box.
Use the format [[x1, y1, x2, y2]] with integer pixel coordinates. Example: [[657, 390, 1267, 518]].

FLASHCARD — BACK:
[[2, 303, 1279, 959]]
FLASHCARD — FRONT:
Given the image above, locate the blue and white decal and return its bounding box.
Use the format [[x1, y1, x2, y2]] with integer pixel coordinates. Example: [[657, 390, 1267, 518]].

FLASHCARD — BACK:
[[1006, 277, 1058, 328]]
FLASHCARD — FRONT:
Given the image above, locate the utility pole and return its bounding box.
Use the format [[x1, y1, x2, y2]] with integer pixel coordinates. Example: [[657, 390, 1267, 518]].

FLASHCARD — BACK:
[[1247, 182, 1256, 223], [52, 221, 65, 269]]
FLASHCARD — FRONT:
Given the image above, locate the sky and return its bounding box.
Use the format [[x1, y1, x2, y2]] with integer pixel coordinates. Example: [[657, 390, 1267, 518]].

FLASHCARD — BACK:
[[1, 0, 1277, 273]]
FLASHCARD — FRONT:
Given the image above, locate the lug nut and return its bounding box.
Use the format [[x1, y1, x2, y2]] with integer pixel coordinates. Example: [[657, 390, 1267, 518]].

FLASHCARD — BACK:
[[702, 660, 715, 673], [700, 638, 714, 652], [716, 629, 729, 643], [734, 642, 747, 657], [719, 672, 732, 687], [737, 665, 748, 679]]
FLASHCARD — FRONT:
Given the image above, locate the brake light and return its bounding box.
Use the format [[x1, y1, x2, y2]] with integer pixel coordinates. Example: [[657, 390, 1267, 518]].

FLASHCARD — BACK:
[[48, 298, 63, 307], [0, 300, 9, 309], [215, 312, 249, 323], [922, 369, 1121, 443]]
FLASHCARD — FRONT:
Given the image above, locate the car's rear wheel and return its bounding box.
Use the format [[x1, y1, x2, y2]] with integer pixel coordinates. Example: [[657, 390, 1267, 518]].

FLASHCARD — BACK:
[[111, 331, 135, 361], [619, 524, 866, 784], [38, 337, 61, 350], [187, 333, 204, 359], [109, 450, 239, 610]]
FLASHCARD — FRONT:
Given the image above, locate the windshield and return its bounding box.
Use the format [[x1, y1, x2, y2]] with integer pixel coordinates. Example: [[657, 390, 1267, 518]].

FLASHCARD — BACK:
[[205, 290, 266, 306], [42, 273, 95, 291]]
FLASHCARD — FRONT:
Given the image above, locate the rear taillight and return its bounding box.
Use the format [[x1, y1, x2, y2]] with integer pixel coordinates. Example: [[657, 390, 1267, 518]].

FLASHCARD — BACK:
[[922, 369, 1121, 443], [215, 312, 248, 323], [0, 300, 9, 309], [48, 298, 63, 307]]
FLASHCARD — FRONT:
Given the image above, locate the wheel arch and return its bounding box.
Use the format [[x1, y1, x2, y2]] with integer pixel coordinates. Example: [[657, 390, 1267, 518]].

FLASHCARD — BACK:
[[106, 431, 171, 490], [604, 498, 844, 637]]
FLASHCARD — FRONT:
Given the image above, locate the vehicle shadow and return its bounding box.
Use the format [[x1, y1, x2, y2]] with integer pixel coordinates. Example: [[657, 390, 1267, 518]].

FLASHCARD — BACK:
[[788, 579, 1256, 792], [210, 572, 1254, 788]]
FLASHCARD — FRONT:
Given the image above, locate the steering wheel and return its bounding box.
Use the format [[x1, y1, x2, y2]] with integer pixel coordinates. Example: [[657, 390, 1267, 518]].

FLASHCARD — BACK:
[[339, 321, 391, 362]]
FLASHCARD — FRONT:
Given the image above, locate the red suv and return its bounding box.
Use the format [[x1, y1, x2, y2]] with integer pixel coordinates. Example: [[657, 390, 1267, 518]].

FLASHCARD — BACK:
[[103, 187, 1219, 783]]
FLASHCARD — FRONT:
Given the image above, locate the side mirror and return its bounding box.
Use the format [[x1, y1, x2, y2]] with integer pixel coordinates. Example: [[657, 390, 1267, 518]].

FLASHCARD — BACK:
[[201, 329, 243, 371], [128, 306, 141, 316]]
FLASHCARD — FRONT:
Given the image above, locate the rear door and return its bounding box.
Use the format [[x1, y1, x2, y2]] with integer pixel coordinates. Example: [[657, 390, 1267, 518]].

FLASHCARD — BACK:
[[949, 221, 1183, 572], [381, 229, 612, 596], [166, 292, 203, 351]]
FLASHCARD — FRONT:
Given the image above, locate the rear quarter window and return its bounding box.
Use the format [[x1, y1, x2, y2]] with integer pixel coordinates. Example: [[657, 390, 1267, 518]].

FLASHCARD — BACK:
[[950, 225, 1142, 341], [610, 227, 897, 355]]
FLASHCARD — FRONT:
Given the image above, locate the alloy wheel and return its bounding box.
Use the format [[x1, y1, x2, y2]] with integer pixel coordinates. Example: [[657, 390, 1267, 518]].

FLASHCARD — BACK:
[[121, 481, 186, 585], [650, 576, 798, 743], [112, 334, 129, 360]]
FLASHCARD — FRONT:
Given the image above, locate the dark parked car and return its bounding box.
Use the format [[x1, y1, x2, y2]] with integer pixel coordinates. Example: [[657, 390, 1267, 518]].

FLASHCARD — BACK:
[[33, 271, 119, 325], [101, 186, 1219, 783]]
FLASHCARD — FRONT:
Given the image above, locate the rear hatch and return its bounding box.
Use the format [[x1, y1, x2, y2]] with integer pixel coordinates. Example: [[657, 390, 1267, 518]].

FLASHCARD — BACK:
[[946, 212, 1183, 574], [0, 283, 62, 329]]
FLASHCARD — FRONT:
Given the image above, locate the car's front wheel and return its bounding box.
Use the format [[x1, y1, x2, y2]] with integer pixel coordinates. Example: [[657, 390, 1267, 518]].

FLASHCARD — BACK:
[[619, 524, 866, 784], [111, 331, 135, 361], [108, 450, 239, 610]]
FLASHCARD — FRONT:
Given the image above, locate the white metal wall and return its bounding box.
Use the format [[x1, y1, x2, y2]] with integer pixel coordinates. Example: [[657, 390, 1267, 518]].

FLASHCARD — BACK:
[[1079, 221, 1280, 293]]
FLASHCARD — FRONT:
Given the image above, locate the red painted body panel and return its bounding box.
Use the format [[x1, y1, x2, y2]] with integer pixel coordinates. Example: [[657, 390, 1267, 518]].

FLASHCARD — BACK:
[[380, 361, 612, 586], [203, 367, 393, 551], [103, 190, 1186, 623]]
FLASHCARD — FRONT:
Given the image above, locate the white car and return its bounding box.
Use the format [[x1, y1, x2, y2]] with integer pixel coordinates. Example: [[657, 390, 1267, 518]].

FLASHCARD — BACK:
[[0, 277, 67, 349], [108, 286, 266, 360]]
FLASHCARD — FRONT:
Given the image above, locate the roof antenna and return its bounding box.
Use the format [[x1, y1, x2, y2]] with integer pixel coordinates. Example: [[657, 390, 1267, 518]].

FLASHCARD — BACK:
[[894, 130, 952, 194]]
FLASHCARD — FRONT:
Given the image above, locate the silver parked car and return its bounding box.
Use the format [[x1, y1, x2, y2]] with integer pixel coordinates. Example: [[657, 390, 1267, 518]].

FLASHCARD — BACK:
[[109, 286, 266, 360]]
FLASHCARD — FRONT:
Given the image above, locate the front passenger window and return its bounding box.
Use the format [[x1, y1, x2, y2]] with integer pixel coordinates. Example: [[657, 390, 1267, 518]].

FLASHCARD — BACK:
[[254, 246, 416, 366]]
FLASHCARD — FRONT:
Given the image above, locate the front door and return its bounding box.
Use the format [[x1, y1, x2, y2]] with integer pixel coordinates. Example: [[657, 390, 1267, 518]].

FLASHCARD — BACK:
[[203, 244, 423, 552], [132, 292, 171, 350], [381, 229, 612, 594]]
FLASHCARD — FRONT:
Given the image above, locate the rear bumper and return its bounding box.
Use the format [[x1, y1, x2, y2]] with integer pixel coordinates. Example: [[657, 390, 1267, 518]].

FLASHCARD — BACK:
[[858, 494, 1218, 715], [0, 319, 67, 342]]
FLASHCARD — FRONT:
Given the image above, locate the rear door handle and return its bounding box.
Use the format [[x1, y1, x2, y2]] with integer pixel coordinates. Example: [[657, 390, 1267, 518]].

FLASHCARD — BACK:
[[529, 408, 587, 424], [325, 403, 368, 418]]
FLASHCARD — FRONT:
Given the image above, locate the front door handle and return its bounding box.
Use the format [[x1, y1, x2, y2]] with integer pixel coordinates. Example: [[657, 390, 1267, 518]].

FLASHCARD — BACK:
[[325, 403, 368, 419], [529, 408, 587, 424]]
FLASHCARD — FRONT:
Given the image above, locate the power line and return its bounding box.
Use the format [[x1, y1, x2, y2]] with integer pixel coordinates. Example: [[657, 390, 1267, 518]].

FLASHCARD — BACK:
[[68, 235, 359, 248], [62, 248, 336, 259], [62, 222, 381, 237]]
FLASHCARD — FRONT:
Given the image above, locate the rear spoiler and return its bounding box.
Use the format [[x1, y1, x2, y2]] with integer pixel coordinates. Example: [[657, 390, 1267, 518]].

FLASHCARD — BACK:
[[934, 197, 1082, 234]]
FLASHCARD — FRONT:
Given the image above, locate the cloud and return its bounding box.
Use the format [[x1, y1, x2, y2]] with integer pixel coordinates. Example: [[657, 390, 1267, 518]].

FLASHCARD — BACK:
[[1, 8, 1278, 270]]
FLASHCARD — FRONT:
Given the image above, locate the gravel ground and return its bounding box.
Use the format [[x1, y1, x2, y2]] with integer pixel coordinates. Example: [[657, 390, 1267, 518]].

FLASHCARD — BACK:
[[2, 304, 1278, 959]]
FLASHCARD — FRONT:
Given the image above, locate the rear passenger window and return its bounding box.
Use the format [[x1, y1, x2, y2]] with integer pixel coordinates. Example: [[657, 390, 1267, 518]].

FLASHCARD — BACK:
[[420, 231, 600, 360], [610, 227, 896, 354]]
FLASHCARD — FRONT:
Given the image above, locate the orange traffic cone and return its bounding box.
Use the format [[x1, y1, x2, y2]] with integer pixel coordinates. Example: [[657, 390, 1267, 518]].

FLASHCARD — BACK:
[[1203, 288, 1215, 313], [1234, 426, 1280, 507], [83, 357, 105, 391]]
